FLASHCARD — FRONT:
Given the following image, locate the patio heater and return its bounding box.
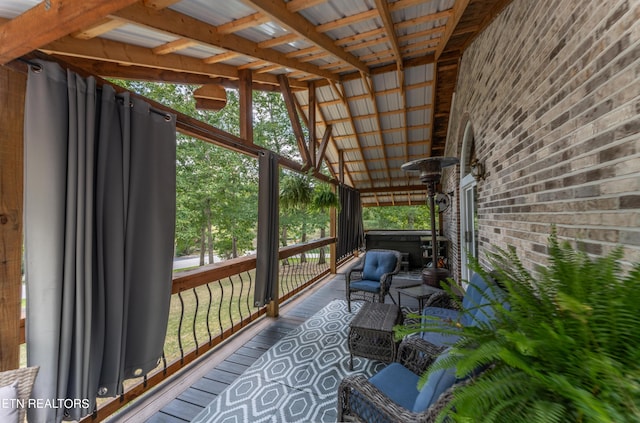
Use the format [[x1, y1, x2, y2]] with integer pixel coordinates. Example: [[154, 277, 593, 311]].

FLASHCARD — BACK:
[[401, 156, 459, 287]]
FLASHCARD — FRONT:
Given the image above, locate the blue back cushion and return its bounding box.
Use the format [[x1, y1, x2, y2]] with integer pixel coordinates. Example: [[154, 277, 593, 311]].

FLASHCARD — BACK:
[[460, 273, 505, 327], [412, 349, 457, 413], [362, 251, 397, 281], [420, 307, 462, 347]]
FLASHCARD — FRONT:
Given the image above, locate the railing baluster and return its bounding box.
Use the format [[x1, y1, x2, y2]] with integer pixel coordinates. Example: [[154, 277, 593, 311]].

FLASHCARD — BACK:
[[191, 287, 199, 354], [237, 273, 244, 326], [228, 276, 235, 332], [217, 279, 224, 340], [206, 283, 213, 345], [177, 291, 185, 363], [246, 272, 253, 320]]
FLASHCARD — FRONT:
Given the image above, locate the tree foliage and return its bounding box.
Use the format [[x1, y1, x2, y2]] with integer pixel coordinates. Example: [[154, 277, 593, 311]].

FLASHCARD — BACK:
[[363, 205, 432, 230]]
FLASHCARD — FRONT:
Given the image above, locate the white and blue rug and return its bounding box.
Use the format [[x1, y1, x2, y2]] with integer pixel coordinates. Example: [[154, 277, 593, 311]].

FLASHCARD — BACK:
[[191, 300, 387, 423]]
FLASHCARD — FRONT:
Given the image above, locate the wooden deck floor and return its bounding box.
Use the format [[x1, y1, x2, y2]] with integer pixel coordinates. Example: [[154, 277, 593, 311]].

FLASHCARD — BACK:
[[108, 267, 423, 423]]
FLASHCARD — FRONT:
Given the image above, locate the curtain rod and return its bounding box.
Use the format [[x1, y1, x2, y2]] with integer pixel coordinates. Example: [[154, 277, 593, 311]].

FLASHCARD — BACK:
[[14, 54, 337, 185], [17, 57, 172, 122]]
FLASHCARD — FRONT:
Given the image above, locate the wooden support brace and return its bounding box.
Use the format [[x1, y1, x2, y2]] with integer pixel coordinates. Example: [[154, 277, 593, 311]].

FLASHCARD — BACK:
[[278, 74, 310, 167]]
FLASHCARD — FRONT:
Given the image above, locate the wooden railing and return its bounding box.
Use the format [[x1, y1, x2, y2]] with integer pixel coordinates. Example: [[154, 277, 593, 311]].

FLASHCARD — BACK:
[[81, 237, 338, 421]]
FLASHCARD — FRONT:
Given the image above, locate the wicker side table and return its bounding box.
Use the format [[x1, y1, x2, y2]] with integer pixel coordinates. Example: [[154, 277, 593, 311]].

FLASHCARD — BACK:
[[348, 302, 403, 370]]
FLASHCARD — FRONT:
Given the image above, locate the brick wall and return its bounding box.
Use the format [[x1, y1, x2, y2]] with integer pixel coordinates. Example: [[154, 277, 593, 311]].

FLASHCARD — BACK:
[[443, 0, 640, 277]]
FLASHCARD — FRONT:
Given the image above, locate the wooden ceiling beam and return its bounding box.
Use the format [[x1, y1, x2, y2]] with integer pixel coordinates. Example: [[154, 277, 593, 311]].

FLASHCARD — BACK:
[[143, 0, 181, 9], [41, 35, 304, 89], [258, 33, 299, 49], [361, 73, 392, 183], [374, 0, 402, 71], [152, 38, 199, 55], [71, 17, 127, 39], [217, 12, 270, 35], [315, 9, 379, 33], [0, 0, 140, 64], [286, 0, 327, 13], [112, 2, 338, 80], [336, 28, 386, 46], [358, 185, 427, 194], [343, 36, 389, 53], [435, 0, 471, 59], [396, 9, 453, 30], [242, 0, 369, 75], [398, 26, 445, 43], [203, 52, 241, 64], [329, 80, 373, 184]]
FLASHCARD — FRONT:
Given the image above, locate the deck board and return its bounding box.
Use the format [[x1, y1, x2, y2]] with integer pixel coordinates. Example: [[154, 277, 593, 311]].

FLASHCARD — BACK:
[[111, 268, 422, 422], [177, 387, 217, 406], [159, 399, 204, 421]]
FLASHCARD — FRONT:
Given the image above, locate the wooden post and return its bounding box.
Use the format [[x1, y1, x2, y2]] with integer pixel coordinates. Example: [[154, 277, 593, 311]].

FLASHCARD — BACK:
[[266, 300, 279, 318], [239, 69, 253, 144], [0, 65, 26, 371]]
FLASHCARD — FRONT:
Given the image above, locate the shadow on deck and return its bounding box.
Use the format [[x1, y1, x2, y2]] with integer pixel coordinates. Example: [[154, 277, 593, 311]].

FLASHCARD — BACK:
[[108, 267, 424, 423]]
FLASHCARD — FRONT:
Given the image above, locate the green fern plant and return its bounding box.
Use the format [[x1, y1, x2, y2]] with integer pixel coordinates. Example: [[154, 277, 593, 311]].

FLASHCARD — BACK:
[[279, 172, 313, 211], [401, 231, 640, 422], [311, 182, 339, 211]]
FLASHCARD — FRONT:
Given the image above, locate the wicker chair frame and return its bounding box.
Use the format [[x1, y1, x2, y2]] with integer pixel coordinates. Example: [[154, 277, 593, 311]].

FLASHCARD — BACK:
[[346, 249, 402, 312], [0, 366, 39, 423], [338, 337, 454, 423]]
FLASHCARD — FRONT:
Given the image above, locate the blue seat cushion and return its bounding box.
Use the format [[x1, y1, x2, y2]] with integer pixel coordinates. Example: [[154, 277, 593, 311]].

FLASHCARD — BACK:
[[420, 307, 461, 347], [362, 251, 397, 281], [350, 279, 381, 293], [412, 349, 457, 413], [369, 363, 420, 411]]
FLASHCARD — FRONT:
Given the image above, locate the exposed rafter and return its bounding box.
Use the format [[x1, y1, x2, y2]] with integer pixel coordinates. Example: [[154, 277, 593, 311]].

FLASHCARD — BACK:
[[242, 0, 370, 75], [112, 3, 338, 80], [0, 0, 140, 64]]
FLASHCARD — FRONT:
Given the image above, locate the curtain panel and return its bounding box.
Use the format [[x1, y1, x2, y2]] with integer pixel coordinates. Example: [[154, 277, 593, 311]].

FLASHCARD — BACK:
[[337, 184, 364, 259], [254, 151, 279, 307], [23, 60, 176, 423]]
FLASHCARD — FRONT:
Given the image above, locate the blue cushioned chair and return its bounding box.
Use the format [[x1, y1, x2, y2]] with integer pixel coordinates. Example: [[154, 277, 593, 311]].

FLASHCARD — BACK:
[[338, 337, 458, 423], [346, 249, 402, 312], [420, 272, 508, 347]]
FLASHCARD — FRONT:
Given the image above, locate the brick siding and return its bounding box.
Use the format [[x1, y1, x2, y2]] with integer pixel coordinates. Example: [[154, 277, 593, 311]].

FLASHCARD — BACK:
[[442, 0, 640, 278]]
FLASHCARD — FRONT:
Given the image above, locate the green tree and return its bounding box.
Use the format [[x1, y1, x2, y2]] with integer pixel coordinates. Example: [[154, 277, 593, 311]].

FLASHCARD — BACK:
[[363, 205, 432, 230]]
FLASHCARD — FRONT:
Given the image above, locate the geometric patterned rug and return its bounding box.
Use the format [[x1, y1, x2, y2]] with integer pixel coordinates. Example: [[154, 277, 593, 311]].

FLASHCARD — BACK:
[[191, 300, 388, 423]]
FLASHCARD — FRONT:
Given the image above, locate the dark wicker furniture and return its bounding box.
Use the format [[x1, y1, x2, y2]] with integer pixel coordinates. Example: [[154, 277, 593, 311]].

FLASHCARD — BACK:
[[348, 302, 403, 370], [338, 337, 455, 423], [396, 284, 443, 310], [346, 249, 402, 312]]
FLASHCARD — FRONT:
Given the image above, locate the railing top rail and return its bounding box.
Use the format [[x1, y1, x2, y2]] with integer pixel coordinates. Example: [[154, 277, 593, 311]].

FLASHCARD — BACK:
[[172, 237, 336, 293], [278, 237, 336, 260]]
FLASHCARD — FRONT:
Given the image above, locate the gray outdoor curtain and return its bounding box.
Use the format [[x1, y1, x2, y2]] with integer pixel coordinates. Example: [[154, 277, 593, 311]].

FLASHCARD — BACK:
[[23, 60, 176, 423], [337, 184, 364, 259], [254, 151, 279, 307]]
